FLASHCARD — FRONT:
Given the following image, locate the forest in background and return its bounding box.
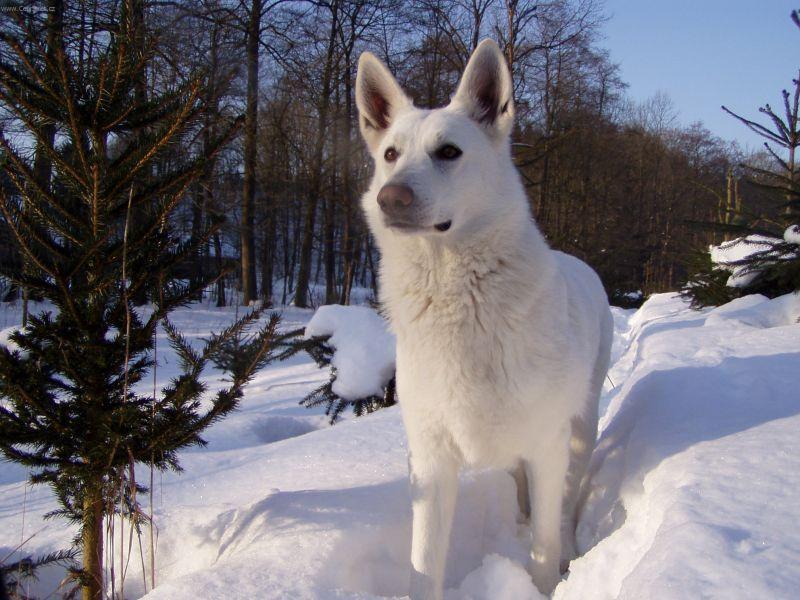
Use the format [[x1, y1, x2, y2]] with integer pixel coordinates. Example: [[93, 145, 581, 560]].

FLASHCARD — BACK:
[[0, 0, 784, 310]]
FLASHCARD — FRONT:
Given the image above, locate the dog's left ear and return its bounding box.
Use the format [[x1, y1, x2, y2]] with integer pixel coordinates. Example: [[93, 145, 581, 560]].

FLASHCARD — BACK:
[[452, 39, 514, 141]]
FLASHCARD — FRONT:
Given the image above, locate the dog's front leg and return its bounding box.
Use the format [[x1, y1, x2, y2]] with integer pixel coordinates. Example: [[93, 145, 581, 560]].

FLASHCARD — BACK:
[[408, 448, 458, 600], [527, 426, 571, 595]]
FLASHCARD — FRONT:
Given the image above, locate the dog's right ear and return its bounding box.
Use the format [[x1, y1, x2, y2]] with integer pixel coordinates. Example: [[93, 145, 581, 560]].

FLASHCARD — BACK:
[[356, 52, 410, 153]]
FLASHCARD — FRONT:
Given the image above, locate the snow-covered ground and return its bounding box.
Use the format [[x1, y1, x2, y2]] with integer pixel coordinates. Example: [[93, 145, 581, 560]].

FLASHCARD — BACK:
[[1, 291, 799, 599]]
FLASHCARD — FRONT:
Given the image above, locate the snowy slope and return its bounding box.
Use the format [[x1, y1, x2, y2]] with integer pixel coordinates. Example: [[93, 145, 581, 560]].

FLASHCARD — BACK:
[[561, 292, 800, 600], [1, 292, 799, 599]]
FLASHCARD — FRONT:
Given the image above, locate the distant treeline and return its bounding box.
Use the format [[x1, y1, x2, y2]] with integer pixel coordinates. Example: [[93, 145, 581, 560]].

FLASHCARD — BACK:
[[0, 0, 779, 308]]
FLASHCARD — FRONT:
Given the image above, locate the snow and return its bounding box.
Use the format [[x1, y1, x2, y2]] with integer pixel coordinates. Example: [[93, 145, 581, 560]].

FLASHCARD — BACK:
[[785, 224, 800, 245], [561, 291, 800, 600], [1, 291, 800, 599], [447, 555, 544, 600], [709, 234, 779, 264], [305, 304, 396, 400], [709, 234, 782, 287], [0, 325, 24, 355]]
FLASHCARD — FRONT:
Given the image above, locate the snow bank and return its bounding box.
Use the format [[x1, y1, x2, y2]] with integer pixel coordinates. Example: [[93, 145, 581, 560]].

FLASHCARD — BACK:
[[559, 291, 800, 600], [447, 554, 545, 600], [305, 305, 395, 399]]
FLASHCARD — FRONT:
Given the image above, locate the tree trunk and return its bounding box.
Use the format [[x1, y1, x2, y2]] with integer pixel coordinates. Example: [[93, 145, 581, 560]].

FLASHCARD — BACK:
[[194, 13, 221, 300], [339, 35, 356, 305], [213, 231, 225, 307], [241, 0, 261, 304], [293, 1, 339, 308], [190, 184, 205, 296], [261, 205, 275, 305], [324, 69, 340, 305], [81, 489, 104, 600]]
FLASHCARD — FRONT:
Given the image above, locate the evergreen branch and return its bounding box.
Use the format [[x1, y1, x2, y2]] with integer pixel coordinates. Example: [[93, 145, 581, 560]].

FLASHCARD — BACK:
[[0, 189, 59, 280], [107, 17, 132, 112], [722, 105, 786, 145], [760, 102, 792, 143], [64, 229, 116, 283], [53, 43, 91, 178], [126, 80, 202, 182], [0, 174, 71, 264], [0, 31, 60, 105], [144, 265, 233, 334], [763, 142, 792, 174], [740, 162, 798, 187], [0, 131, 86, 234], [0, 62, 59, 123], [107, 109, 241, 210], [0, 548, 79, 581], [792, 72, 800, 135], [161, 317, 204, 376], [0, 100, 87, 190], [92, 51, 112, 125], [200, 308, 266, 365], [105, 76, 202, 133], [132, 221, 223, 292], [239, 314, 281, 378], [107, 85, 234, 204], [782, 86, 795, 136]]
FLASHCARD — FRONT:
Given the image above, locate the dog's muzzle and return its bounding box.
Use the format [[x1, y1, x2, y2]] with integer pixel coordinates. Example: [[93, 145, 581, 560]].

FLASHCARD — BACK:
[[378, 184, 451, 232]]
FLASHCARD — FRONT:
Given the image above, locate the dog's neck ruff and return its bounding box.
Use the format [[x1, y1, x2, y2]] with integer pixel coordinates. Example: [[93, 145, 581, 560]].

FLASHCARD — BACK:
[[378, 210, 555, 339]]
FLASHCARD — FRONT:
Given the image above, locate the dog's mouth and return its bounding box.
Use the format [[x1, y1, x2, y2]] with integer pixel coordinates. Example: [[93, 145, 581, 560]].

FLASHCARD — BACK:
[[433, 220, 452, 232], [386, 221, 426, 233], [386, 220, 453, 234]]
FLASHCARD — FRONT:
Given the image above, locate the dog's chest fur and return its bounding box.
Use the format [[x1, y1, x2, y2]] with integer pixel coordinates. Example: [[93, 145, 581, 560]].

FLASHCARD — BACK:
[[380, 230, 573, 464]]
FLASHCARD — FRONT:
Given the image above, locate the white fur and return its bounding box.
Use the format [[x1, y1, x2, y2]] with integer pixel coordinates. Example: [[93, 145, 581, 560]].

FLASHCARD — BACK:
[[356, 40, 613, 599]]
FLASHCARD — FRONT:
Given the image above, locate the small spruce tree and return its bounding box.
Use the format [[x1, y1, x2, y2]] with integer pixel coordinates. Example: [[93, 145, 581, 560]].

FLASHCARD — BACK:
[[682, 11, 800, 307], [0, 3, 278, 599]]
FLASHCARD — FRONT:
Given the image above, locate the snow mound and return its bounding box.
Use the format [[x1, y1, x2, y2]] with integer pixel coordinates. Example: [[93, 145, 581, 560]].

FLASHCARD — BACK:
[[305, 305, 395, 399], [704, 292, 800, 328], [561, 291, 800, 600], [447, 554, 545, 600]]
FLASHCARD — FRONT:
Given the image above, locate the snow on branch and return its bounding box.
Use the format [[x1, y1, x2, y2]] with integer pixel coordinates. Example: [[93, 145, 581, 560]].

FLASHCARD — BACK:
[[300, 305, 397, 423], [710, 229, 799, 288]]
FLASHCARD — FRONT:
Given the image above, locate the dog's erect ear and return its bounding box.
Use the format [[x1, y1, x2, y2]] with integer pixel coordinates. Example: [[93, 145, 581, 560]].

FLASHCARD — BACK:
[[356, 52, 410, 153], [452, 39, 514, 140]]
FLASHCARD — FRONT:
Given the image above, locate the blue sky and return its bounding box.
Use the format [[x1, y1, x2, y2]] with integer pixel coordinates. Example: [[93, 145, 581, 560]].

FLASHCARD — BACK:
[[602, 0, 800, 150]]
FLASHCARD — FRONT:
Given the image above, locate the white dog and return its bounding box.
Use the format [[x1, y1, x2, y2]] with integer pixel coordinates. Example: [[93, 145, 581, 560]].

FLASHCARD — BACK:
[[355, 40, 613, 598]]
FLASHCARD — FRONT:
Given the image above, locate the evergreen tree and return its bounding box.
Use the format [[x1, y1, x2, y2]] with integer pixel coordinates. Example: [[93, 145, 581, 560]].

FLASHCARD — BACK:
[[0, 2, 278, 598], [682, 12, 800, 307]]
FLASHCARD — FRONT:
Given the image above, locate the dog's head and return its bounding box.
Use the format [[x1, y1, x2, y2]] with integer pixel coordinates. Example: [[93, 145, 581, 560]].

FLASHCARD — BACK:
[[356, 40, 517, 242]]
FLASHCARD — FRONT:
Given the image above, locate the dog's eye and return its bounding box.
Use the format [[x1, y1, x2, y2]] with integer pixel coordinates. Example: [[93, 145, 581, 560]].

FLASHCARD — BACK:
[[435, 144, 462, 161], [384, 147, 399, 162]]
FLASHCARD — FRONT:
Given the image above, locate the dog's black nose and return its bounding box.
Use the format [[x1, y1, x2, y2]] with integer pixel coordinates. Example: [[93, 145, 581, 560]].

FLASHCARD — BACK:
[[377, 184, 415, 214]]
